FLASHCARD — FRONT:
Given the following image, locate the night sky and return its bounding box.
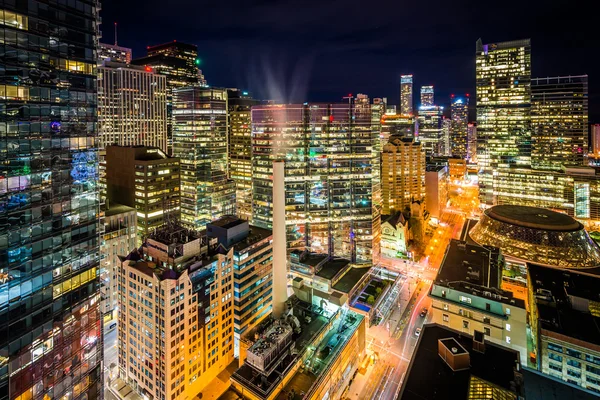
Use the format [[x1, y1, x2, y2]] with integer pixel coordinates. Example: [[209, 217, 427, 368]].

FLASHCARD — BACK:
[[102, 0, 599, 122]]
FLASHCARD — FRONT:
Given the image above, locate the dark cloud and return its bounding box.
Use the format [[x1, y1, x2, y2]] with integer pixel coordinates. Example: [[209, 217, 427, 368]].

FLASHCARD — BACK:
[[103, 0, 600, 121]]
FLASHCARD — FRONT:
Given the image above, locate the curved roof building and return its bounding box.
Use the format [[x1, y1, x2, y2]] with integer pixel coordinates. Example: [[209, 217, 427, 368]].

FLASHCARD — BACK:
[[469, 205, 600, 269]]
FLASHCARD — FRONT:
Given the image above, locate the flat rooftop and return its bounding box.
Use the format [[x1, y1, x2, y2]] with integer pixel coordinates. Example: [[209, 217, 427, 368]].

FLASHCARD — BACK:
[[400, 324, 519, 400], [315, 258, 351, 280], [105, 202, 135, 217], [232, 226, 272, 253], [290, 251, 328, 268], [210, 215, 247, 229], [437, 239, 503, 289], [528, 263, 600, 346], [522, 368, 598, 400], [333, 267, 370, 293]]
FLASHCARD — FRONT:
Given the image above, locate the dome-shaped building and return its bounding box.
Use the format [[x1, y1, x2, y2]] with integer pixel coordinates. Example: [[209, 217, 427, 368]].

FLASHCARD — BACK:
[[469, 205, 600, 269]]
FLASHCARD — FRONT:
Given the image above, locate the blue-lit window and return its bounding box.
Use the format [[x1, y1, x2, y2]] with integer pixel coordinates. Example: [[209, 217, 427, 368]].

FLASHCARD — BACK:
[[567, 369, 581, 378], [549, 363, 562, 372], [587, 365, 600, 376], [567, 359, 581, 368], [567, 348, 582, 359], [548, 343, 563, 353], [586, 355, 600, 366], [549, 353, 563, 362]]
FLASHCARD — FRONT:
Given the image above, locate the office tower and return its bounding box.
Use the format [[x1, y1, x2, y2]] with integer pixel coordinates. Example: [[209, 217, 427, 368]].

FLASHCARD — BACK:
[[0, 1, 102, 399], [105, 146, 180, 240], [441, 117, 451, 156], [98, 42, 132, 64], [467, 122, 477, 162], [118, 226, 235, 399], [98, 61, 168, 151], [450, 95, 469, 159], [400, 74, 414, 115], [531, 75, 588, 170], [381, 113, 416, 144], [593, 124, 600, 154], [425, 165, 448, 220], [206, 217, 272, 357], [251, 97, 381, 264], [132, 41, 205, 154], [417, 105, 444, 156], [173, 87, 236, 229], [382, 137, 426, 215], [100, 203, 136, 319], [476, 38, 531, 205], [227, 89, 259, 221], [420, 85, 434, 107]]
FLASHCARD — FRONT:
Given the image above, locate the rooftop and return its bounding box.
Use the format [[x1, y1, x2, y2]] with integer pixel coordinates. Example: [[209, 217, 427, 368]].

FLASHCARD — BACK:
[[333, 267, 370, 293], [210, 215, 246, 229], [315, 258, 351, 281], [522, 368, 598, 400], [437, 239, 503, 289], [231, 225, 272, 253], [105, 202, 135, 217], [400, 324, 520, 400], [528, 263, 600, 347], [487, 205, 582, 232]]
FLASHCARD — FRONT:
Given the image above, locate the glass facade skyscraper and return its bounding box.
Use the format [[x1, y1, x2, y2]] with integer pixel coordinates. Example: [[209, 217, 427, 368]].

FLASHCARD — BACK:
[[400, 75, 414, 116], [531, 75, 588, 170], [420, 85, 434, 107], [172, 87, 235, 229], [476, 38, 531, 205], [251, 98, 381, 264], [0, 1, 102, 399], [417, 106, 444, 157], [450, 96, 469, 159]]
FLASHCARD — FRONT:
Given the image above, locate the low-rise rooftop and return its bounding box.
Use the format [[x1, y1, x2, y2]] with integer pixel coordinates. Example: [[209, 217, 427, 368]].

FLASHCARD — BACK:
[[333, 267, 370, 293], [315, 258, 351, 281], [528, 263, 600, 347]]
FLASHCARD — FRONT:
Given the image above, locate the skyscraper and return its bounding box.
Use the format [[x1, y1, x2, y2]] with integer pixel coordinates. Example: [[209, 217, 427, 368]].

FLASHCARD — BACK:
[[173, 87, 236, 229], [400, 74, 414, 116], [420, 85, 434, 107], [450, 95, 469, 159], [98, 42, 132, 64], [381, 114, 416, 145], [0, 2, 102, 399], [98, 61, 168, 151], [593, 124, 600, 154], [441, 117, 452, 156], [251, 98, 381, 263], [132, 41, 205, 154], [105, 146, 181, 241], [467, 123, 478, 162], [531, 75, 588, 170], [227, 89, 259, 221], [382, 137, 426, 214], [417, 105, 444, 156], [476, 38, 532, 205]]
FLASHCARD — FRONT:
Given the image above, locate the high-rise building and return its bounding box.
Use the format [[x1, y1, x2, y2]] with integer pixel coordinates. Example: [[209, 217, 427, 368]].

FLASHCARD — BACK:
[[381, 113, 416, 144], [118, 225, 234, 400], [420, 85, 434, 107], [531, 75, 588, 170], [592, 124, 600, 154], [100, 203, 136, 320], [227, 89, 259, 221], [98, 42, 132, 64], [417, 105, 444, 156], [206, 217, 273, 357], [425, 165, 448, 220], [441, 117, 452, 156], [400, 74, 414, 116], [450, 96, 469, 159], [98, 61, 168, 151], [382, 136, 425, 215], [105, 146, 180, 240], [132, 41, 205, 154], [173, 87, 236, 229], [467, 122, 477, 162], [0, 2, 102, 399], [476, 38, 531, 205], [251, 98, 381, 264]]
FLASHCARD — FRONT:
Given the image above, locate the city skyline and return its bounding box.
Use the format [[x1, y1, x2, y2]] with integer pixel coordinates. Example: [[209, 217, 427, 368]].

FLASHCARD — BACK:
[[100, 0, 599, 121]]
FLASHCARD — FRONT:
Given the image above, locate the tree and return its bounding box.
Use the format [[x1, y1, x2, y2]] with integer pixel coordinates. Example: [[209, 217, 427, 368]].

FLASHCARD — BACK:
[[375, 287, 382, 297], [366, 295, 375, 305]]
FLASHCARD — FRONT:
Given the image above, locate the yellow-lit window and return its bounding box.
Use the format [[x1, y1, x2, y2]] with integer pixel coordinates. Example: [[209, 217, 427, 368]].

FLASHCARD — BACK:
[[0, 9, 28, 30], [0, 86, 29, 100]]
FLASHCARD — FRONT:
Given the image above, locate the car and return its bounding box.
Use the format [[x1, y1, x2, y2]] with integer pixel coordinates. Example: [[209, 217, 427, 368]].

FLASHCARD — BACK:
[[419, 308, 428, 317], [415, 327, 422, 337]]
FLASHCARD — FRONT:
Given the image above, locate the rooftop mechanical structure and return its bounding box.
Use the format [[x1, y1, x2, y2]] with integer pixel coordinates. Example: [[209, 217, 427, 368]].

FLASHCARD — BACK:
[[469, 205, 600, 269]]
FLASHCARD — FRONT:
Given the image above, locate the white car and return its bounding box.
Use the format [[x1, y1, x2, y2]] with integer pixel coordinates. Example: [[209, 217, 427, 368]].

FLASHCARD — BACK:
[[415, 327, 422, 337]]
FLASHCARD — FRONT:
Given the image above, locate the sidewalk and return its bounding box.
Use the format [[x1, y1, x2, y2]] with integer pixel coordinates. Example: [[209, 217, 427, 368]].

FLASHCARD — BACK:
[[195, 360, 239, 400]]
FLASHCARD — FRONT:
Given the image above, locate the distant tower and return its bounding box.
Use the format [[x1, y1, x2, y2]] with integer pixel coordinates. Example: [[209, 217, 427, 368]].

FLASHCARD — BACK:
[[400, 75, 414, 115], [593, 124, 600, 154], [420, 85, 434, 107], [450, 95, 469, 159]]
